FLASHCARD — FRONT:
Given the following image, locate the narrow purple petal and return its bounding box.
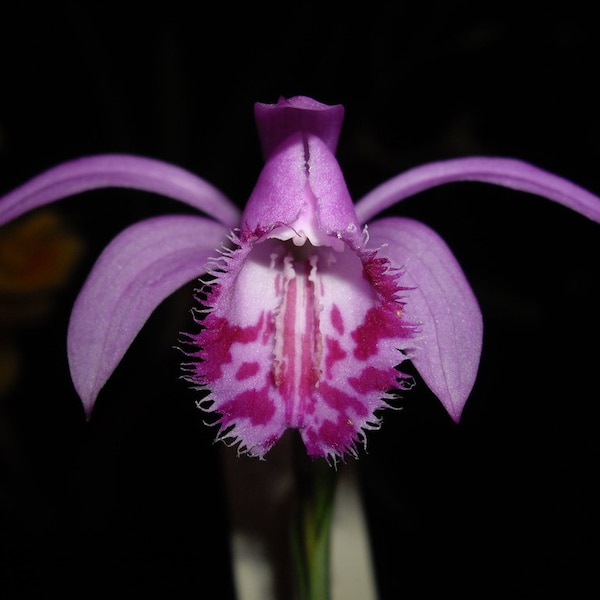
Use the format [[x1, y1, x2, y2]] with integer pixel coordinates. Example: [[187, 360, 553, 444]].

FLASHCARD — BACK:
[[67, 214, 228, 417], [367, 217, 483, 421], [355, 157, 600, 224], [0, 154, 241, 228], [254, 96, 345, 159]]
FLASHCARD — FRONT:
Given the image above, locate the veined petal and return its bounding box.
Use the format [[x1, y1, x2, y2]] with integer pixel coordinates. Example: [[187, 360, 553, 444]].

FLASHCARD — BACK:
[[367, 217, 483, 422], [184, 231, 416, 462], [68, 214, 228, 417], [355, 156, 600, 224], [0, 154, 241, 228]]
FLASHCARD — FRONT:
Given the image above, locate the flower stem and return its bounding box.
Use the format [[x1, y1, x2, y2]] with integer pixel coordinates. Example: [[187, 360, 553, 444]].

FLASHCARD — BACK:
[[290, 440, 338, 600]]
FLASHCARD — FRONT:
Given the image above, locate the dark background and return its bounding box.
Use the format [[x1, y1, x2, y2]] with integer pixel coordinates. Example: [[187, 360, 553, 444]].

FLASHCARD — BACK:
[[1, 2, 598, 598]]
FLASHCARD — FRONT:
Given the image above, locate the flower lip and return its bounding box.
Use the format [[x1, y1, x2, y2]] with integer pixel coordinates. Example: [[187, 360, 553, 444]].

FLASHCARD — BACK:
[[186, 224, 417, 461]]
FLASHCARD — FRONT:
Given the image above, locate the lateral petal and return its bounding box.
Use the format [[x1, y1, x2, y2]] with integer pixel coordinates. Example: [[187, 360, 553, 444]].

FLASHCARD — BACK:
[[367, 217, 483, 421], [355, 156, 600, 224], [67, 214, 228, 416], [0, 154, 241, 228]]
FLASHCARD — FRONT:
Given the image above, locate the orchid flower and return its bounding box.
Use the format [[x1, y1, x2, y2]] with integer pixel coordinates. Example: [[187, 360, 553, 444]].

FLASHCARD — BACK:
[[2, 96, 600, 462]]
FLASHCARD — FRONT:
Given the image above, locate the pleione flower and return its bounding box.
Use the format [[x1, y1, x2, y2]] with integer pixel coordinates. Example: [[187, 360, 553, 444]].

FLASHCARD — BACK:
[[1, 96, 599, 461]]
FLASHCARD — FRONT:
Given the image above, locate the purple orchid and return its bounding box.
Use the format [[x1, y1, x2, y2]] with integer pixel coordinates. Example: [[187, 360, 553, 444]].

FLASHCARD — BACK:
[[2, 96, 599, 462]]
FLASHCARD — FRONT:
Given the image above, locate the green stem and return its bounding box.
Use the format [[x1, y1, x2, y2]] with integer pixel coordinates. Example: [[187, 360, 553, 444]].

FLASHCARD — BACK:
[[290, 441, 338, 600]]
